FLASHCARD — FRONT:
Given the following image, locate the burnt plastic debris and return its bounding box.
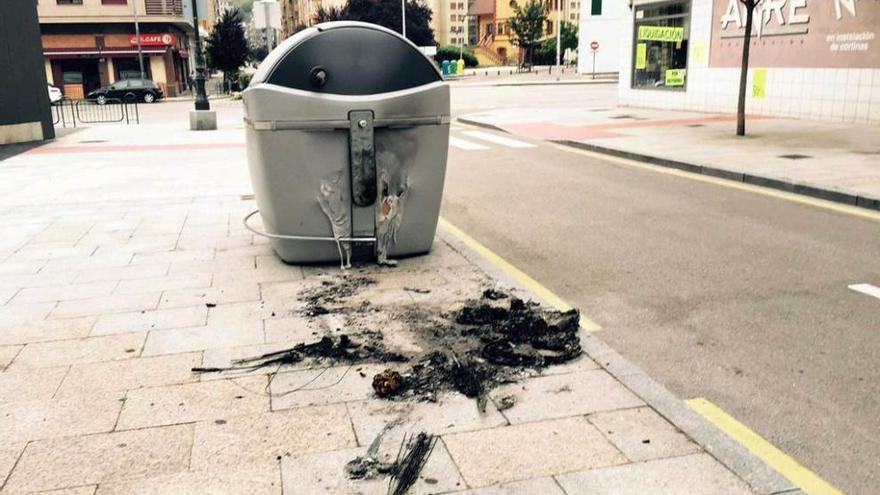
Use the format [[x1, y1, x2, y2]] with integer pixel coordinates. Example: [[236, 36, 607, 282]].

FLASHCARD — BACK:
[[196, 278, 582, 413], [191, 334, 405, 374], [345, 431, 437, 495]]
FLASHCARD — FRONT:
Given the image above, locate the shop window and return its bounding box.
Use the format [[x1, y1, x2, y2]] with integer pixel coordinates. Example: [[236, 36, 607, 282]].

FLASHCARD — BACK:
[[631, 0, 689, 90], [56, 0, 83, 4], [591, 0, 601, 15]]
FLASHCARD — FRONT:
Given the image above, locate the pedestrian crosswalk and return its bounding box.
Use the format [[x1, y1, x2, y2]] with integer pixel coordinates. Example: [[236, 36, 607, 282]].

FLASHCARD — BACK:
[[447, 128, 535, 151]]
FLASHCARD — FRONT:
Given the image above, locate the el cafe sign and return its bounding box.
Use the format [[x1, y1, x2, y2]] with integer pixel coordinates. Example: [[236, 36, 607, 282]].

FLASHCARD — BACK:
[[129, 33, 177, 47]]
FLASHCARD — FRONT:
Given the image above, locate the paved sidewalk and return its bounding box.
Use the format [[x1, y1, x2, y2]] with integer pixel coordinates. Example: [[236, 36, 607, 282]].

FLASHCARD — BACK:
[[459, 106, 880, 209], [1, 123, 787, 494]]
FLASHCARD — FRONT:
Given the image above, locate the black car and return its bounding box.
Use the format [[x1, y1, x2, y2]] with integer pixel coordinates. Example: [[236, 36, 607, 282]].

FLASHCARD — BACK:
[[87, 78, 164, 104]]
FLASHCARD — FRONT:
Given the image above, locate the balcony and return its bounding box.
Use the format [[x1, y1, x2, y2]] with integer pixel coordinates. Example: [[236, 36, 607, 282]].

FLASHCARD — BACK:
[[38, 0, 189, 26]]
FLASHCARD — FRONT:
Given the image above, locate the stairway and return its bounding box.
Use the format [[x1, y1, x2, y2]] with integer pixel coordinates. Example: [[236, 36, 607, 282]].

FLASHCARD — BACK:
[[473, 45, 507, 67]]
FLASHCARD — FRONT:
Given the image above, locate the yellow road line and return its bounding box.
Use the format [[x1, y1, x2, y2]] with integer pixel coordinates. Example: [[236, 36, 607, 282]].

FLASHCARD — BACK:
[[556, 144, 880, 223], [437, 216, 602, 332], [686, 397, 845, 495]]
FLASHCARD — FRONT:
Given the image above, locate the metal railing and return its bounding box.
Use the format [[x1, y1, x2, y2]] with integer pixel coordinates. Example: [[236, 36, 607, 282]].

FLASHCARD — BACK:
[[51, 98, 140, 128]]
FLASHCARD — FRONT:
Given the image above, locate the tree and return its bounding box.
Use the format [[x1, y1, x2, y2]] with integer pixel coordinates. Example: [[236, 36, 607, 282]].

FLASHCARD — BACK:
[[249, 44, 269, 63], [316, 5, 348, 23], [736, 0, 761, 136], [342, 0, 436, 46], [206, 8, 249, 90], [537, 21, 577, 64], [508, 0, 547, 67]]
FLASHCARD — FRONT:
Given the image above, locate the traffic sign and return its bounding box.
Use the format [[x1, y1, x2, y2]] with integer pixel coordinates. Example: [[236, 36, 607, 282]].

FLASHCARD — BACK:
[[590, 41, 599, 51]]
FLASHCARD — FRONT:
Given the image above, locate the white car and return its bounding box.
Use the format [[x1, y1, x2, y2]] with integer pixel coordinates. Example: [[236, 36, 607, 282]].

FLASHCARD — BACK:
[[47, 84, 63, 104]]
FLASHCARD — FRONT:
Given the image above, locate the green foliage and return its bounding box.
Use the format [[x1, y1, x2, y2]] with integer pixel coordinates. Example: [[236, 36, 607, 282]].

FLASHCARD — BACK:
[[534, 21, 578, 65], [249, 44, 269, 62], [238, 72, 253, 90], [508, 0, 547, 65], [318, 0, 436, 46], [434, 46, 478, 67], [206, 8, 249, 77]]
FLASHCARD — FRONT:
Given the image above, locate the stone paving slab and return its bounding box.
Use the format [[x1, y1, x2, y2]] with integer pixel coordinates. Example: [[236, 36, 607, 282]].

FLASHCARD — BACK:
[[443, 417, 628, 488], [56, 352, 201, 397], [3, 424, 193, 493], [9, 333, 146, 370], [489, 370, 645, 424], [555, 453, 755, 495], [190, 404, 356, 471], [116, 376, 269, 430], [95, 463, 281, 495]]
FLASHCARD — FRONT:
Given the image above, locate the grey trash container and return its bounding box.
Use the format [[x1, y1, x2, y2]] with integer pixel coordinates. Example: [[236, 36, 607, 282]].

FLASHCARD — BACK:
[[242, 21, 450, 267]]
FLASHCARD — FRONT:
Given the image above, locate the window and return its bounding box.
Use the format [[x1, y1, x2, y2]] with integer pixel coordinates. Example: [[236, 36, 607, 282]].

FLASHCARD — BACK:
[[590, 0, 601, 15], [570, 13, 576, 20], [546, 21, 553, 34], [56, 0, 83, 4], [631, 0, 690, 90], [450, 14, 456, 21]]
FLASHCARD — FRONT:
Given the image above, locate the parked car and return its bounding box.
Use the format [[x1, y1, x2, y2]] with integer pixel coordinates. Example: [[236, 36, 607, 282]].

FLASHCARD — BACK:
[[47, 84, 63, 104], [86, 79, 163, 104]]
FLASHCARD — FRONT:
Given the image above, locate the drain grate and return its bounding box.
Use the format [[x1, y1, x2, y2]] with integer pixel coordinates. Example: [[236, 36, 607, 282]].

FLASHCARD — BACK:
[[778, 154, 813, 160], [610, 115, 635, 120], [78, 140, 108, 143], [853, 150, 880, 155], [686, 124, 705, 128], [241, 194, 255, 200]]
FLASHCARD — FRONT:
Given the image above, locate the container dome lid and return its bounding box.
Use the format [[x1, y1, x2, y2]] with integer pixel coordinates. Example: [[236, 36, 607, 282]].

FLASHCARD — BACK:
[[252, 21, 442, 96]]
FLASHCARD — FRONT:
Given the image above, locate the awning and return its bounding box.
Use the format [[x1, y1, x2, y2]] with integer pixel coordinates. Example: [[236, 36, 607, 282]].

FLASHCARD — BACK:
[[469, 0, 494, 16], [44, 49, 168, 56]]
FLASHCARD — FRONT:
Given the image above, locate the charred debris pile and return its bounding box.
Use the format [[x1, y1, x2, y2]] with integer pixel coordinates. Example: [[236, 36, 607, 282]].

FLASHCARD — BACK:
[[193, 276, 583, 410]]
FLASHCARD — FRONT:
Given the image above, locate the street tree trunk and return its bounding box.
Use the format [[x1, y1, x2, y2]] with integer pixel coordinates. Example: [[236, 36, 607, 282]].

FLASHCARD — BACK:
[[737, 0, 758, 136]]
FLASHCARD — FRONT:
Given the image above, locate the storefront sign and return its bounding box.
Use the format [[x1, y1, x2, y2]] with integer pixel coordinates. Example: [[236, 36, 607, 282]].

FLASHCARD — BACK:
[[635, 43, 648, 69], [710, 0, 879, 68], [665, 69, 685, 87], [638, 26, 684, 42], [752, 68, 767, 99], [129, 33, 176, 47]]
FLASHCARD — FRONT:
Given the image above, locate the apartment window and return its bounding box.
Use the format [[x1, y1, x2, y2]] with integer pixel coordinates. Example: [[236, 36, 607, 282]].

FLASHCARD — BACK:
[[632, 0, 690, 90], [591, 0, 601, 15], [570, 13, 576, 20], [102, 0, 127, 4], [56, 0, 83, 4], [450, 14, 456, 21], [546, 20, 553, 34]]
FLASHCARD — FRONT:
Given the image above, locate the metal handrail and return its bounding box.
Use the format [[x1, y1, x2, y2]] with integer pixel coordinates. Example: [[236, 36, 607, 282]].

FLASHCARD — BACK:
[[243, 209, 377, 243]]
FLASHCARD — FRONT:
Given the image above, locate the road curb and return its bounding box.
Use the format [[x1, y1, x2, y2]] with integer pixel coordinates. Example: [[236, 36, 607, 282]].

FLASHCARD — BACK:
[[435, 228, 797, 495], [454, 117, 880, 213]]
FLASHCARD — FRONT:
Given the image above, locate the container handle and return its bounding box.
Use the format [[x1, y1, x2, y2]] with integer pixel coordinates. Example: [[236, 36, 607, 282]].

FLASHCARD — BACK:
[[243, 209, 377, 243]]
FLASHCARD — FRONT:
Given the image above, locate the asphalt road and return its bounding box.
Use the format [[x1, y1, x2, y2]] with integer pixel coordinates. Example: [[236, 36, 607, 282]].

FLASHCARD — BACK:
[[442, 84, 880, 495]]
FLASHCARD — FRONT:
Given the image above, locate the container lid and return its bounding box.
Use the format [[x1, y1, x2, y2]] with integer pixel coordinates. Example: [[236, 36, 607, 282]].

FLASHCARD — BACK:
[[251, 21, 442, 96]]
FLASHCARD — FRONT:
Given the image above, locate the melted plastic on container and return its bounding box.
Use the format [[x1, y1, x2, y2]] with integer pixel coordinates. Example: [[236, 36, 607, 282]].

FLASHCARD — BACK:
[[317, 171, 352, 269]]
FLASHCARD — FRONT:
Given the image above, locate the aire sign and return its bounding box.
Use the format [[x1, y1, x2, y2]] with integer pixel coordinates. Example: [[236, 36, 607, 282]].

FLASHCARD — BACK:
[[129, 33, 177, 47], [710, 0, 879, 68]]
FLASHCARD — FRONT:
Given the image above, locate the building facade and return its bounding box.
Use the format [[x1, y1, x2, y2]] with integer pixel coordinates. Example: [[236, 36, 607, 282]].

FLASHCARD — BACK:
[[427, 0, 469, 47], [577, 0, 625, 74], [468, 0, 574, 65], [38, 0, 195, 98], [619, 0, 880, 123]]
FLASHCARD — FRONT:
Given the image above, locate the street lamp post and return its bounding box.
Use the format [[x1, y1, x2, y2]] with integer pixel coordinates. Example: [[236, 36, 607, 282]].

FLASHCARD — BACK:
[[132, 0, 145, 79], [401, 0, 406, 39], [190, 0, 210, 111], [555, 0, 561, 69]]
